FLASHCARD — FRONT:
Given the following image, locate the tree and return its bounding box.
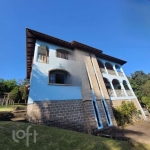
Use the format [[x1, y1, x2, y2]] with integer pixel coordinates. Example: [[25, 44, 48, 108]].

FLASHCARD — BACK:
[[0, 79, 17, 96], [128, 71, 150, 100], [140, 80, 150, 110], [141, 80, 150, 97], [141, 97, 150, 110], [0, 78, 29, 104]]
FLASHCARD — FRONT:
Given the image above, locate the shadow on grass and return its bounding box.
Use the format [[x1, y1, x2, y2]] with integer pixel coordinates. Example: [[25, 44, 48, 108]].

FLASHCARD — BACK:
[[0, 121, 139, 150]]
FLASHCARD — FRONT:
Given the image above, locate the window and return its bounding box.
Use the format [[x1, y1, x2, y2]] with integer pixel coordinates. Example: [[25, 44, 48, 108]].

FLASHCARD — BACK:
[[56, 49, 69, 60], [49, 70, 69, 84], [37, 45, 49, 63]]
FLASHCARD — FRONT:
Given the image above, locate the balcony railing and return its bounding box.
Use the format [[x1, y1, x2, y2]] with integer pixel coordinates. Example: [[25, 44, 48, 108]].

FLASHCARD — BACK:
[[118, 72, 124, 77], [38, 55, 49, 63], [115, 89, 125, 97], [107, 89, 115, 97], [107, 69, 116, 75], [100, 68, 106, 74], [126, 90, 133, 96]]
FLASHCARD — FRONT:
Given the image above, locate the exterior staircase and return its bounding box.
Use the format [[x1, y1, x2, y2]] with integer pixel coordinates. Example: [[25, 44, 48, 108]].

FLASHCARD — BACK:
[[11, 106, 27, 122]]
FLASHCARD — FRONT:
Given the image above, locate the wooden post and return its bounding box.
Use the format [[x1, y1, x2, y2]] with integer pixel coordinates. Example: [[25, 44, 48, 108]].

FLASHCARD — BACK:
[[5, 93, 10, 107], [1, 95, 6, 105]]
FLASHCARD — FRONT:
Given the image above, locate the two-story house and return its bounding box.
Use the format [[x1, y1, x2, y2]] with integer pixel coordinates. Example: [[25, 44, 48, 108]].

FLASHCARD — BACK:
[[26, 28, 146, 134]]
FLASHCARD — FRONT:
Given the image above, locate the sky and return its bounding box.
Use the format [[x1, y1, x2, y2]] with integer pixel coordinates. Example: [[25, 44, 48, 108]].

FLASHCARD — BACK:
[[0, 0, 150, 80]]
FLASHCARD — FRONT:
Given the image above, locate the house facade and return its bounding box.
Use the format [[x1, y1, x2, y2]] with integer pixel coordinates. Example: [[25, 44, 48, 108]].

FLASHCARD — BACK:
[[26, 28, 146, 134]]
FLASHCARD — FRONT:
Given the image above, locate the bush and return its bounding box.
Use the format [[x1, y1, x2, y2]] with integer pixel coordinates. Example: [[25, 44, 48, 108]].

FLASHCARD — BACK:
[[113, 101, 137, 126], [141, 96, 150, 111]]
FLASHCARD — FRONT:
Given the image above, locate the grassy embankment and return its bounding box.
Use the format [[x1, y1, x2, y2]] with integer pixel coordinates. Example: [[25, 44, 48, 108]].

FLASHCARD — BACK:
[[0, 121, 149, 150]]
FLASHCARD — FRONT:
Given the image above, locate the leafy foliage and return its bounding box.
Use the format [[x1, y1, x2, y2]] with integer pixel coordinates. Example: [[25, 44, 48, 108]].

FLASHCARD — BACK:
[[128, 71, 150, 101], [9, 87, 19, 102], [113, 101, 137, 126], [128, 71, 150, 110], [141, 80, 150, 97], [0, 78, 29, 103], [141, 97, 150, 110], [0, 79, 17, 96], [19, 86, 28, 100]]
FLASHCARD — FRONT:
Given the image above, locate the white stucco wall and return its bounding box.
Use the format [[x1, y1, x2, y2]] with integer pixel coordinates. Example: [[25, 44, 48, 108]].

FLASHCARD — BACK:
[[28, 40, 82, 104]]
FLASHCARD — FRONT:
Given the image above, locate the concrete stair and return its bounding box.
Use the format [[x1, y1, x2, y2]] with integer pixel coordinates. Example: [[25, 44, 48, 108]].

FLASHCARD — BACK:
[[11, 107, 27, 122]]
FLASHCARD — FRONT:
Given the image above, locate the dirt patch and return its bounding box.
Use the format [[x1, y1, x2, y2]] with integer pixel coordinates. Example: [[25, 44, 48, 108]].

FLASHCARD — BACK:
[[122, 121, 150, 144], [104, 121, 150, 144]]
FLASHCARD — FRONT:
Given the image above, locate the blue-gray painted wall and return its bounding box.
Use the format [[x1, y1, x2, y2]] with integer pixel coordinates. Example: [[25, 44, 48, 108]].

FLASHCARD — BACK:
[[28, 40, 82, 104]]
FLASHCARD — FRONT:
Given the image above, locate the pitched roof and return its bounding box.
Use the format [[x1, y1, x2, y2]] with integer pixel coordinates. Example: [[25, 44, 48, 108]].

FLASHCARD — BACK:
[[26, 28, 126, 79]]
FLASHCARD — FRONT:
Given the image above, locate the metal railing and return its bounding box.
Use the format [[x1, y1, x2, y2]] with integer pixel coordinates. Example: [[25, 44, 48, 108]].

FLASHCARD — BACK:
[[100, 68, 106, 74], [38, 55, 49, 63], [115, 89, 125, 97], [107, 89, 115, 97], [126, 90, 133, 96], [107, 69, 116, 75], [118, 72, 124, 77]]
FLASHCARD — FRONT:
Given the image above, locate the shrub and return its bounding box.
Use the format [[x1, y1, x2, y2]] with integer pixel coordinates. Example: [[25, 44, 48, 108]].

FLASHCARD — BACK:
[[141, 96, 150, 110], [113, 101, 137, 126]]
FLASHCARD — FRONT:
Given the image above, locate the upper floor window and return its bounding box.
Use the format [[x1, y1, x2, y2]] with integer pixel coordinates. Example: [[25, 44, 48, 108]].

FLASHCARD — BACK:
[[105, 62, 116, 75], [37, 45, 49, 63], [56, 49, 72, 60], [115, 65, 124, 77], [98, 60, 106, 74], [49, 70, 70, 84]]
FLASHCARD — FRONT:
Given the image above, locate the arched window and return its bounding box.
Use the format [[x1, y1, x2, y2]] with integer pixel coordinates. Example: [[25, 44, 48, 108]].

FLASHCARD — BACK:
[[38, 45, 49, 63], [103, 78, 114, 97], [105, 62, 113, 70], [112, 79, 121, 90], [112, 79, 125, 97], [115, 65, 121, 72], [115, 65, 124, 77], [103, 78, 112, 89], [105, 62, 116, 75], [123, 80, 129, 90], [98, 60, 106, 74], [49, 70, 70, 84], [123, 80, 133, 96], [56, 49, 72, 60]]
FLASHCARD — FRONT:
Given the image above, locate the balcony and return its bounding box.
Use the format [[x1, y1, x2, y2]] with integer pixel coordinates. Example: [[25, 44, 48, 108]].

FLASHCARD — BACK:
[[115, 89, 125, 97], [126, 90, 133, 96], [38, 55, 49, 63], [107, 89, 115, 97], [100, 68, 106, 74], [118, 72, 124, 77], [107, 69, 116, 75]]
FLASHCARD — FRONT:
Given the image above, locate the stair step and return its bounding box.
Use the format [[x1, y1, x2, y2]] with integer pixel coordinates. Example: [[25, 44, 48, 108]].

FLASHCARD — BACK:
[[12, 110, 27, 113], [11, 117, 26, 121]]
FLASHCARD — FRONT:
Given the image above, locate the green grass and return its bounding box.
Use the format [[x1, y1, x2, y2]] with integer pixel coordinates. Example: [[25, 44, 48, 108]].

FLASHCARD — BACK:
[[0, 104, 26, 112], [0, 121, 144, 150], [0, 105, 15, 111]]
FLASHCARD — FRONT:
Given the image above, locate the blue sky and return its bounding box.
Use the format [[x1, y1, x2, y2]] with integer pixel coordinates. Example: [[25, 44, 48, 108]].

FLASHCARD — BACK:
[[0, 0, 150, 80]]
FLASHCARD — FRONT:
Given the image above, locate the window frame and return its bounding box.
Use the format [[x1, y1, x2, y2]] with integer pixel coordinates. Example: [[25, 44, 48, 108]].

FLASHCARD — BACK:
[[48, 69, 71, 85], [37, 45, 49, 63], [56, 49, 70, 60]]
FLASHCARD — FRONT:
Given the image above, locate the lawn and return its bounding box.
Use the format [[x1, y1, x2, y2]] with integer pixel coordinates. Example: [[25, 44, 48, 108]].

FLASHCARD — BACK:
[[0, 121, 149, 150], [0, 104, 26, 112]]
